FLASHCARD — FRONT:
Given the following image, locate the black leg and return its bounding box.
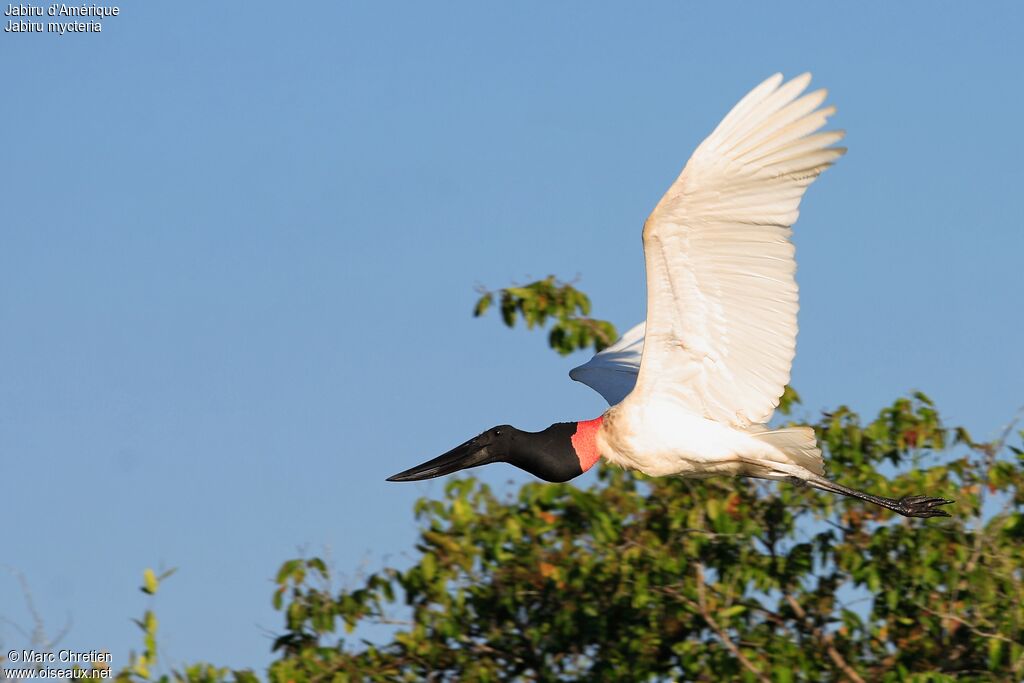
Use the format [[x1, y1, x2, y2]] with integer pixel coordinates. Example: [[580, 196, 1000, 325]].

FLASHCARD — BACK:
[[802, 474, 953, 518]]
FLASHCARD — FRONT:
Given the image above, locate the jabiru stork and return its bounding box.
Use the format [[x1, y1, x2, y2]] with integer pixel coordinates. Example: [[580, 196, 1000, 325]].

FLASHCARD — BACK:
[[388, 73, 953, 519]]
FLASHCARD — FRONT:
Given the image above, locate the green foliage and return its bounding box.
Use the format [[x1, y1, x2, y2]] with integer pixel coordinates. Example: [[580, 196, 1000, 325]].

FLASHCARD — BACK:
[[777, 385, 801, 416], [87, 286, 1024, 681], [140, 568, 176, 596], [259, 397, 1024, 681], [103, 569, 254, 683], [473, 276, 618, 355], [128, 568, 166, 679], [104, 411, 1024, 682]]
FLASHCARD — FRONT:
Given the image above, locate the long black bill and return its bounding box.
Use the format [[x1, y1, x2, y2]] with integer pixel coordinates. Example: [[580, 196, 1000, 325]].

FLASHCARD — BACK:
[[387, 436, 498, 482]]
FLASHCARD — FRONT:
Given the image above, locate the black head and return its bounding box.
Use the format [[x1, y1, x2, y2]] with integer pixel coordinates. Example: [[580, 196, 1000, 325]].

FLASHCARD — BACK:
[[387, 422, 584, 483]]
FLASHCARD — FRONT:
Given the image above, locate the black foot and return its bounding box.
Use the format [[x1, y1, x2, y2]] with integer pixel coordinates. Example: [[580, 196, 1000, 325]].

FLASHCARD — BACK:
[[896, 495, 954, 518]]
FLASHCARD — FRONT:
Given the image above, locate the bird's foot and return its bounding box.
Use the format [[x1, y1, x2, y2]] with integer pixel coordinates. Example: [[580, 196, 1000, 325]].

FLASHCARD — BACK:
[[895, 495, 954, 518]]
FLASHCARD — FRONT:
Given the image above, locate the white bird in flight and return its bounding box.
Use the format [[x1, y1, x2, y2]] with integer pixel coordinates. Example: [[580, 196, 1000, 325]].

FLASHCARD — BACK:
[[389, 73, 953, 519]]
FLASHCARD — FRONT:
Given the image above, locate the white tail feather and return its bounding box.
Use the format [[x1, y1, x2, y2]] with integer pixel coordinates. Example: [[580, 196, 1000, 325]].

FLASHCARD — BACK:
[[752, 426, 825, 476]]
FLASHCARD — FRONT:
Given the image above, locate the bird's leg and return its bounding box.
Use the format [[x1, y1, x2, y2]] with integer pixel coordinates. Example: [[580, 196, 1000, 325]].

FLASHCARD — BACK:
[[799, 474, 953, 518]]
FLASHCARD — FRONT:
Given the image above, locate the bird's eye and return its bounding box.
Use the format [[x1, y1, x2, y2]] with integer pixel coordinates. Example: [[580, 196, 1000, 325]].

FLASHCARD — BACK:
[[494, 429, 502, 437]]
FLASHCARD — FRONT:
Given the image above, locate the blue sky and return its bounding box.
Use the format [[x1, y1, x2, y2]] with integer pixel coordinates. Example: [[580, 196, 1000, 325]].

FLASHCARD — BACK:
[[3, 0, 1022, 671]]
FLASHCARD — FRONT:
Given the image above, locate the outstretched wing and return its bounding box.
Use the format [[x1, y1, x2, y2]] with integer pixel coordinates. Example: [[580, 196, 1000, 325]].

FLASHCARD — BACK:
[[569, 322, 644, 406], [635, 73, 845, 426]]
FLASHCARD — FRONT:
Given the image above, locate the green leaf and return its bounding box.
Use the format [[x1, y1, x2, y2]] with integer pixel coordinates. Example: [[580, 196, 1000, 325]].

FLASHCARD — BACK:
[[473, 293, 493, 317], [720, 604, 746, 618], [422, 553, 437, 582], [474, 276, 616, 354], [142, 568, 159, 595], [988, 637, 1003, 670]]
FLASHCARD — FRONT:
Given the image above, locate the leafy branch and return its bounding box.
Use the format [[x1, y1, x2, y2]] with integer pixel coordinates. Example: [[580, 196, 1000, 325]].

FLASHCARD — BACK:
[[473, 276, 617, 356]]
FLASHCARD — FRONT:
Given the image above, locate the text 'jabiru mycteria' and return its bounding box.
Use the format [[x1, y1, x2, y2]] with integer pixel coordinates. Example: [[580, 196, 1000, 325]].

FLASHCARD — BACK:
[[388, 73, 953, 519]]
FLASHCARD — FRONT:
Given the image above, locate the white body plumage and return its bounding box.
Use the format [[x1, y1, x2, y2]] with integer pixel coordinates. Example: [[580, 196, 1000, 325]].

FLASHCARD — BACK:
[[596, 402, 811, 480]]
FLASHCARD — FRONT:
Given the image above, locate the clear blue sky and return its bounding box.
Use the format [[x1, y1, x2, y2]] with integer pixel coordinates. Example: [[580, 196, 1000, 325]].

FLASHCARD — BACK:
[[3, 0, 1022, 671]]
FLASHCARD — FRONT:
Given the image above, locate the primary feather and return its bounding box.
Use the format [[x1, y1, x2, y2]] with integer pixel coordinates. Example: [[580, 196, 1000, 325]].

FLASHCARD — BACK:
[[573, 73, 845, 427]]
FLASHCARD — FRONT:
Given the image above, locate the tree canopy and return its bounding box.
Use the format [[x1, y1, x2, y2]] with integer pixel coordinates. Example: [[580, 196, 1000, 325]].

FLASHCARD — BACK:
[[263, 389, 1024, 682], [11, 277, 1023, 683]]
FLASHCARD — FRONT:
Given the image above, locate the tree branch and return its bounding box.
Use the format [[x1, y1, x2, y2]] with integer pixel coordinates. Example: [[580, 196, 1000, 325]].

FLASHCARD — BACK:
[[694, 562, 771, 683], [912, 601, 1021, 647], [783, 594, 865, 683]]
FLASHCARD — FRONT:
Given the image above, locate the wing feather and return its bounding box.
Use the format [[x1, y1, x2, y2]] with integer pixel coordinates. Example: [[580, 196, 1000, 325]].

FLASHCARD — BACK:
[[634, 73, 845, 426], [568, 322, 645, 406]]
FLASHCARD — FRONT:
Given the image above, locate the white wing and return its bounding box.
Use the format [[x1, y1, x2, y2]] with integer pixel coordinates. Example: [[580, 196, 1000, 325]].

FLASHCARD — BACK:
[[635, 73, 845, 426], [569, 322, 644, 405]]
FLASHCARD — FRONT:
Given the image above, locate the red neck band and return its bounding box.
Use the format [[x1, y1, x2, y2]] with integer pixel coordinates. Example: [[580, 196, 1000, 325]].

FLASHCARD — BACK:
[[571, 417, 603, 472]]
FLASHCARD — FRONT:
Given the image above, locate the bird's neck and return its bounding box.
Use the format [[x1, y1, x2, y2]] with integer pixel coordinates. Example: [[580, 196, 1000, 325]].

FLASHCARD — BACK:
[[503, 418, 604, 482], [571, 416, 604, 473]]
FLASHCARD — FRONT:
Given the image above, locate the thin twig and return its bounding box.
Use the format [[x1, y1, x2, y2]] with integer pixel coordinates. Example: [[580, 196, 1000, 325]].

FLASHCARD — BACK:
[[1, 566, 72, 653], [783, 594, 866, 683], [694, 562, 770, 683], [761, 520, 864, 683], [372, 618, 417, 627], [913, 602, 1021, 647]]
